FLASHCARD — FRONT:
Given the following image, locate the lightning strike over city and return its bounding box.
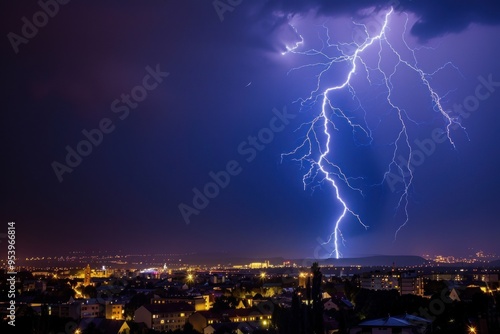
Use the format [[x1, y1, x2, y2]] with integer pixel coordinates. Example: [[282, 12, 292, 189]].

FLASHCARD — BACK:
[[4, 1, 500, 309], [282, 7, 464, 258]]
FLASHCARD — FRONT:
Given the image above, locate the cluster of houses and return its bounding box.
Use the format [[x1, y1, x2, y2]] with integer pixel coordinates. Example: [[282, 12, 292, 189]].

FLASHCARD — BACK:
[[2, 266, 498, 333]]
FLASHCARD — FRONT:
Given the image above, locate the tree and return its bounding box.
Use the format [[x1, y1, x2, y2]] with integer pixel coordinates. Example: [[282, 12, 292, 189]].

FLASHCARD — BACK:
[[291, 290, 302, 334], [311, 262, 324, 334], [56, 284, 76, 302], [354, 289, 399, 319], [425, 280, 447, 296], [125, 292, 152, 319], [83, 322, 100, 334], [182, 322, 199, 334], [344, 276, 360, 301], [212, 295, 237, 313], [83, 285, 97, 299]]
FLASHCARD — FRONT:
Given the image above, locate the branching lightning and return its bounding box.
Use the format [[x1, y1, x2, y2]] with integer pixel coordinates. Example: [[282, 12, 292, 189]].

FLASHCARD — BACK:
[[281, 8, 463, 258]]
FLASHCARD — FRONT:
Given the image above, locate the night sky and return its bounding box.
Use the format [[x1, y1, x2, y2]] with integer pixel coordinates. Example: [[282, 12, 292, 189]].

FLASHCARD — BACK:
[[2, 1, 500, 259]]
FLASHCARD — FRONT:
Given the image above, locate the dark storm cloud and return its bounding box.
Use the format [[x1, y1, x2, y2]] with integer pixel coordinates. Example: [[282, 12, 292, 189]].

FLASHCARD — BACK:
[[258, 0, 500, 40]]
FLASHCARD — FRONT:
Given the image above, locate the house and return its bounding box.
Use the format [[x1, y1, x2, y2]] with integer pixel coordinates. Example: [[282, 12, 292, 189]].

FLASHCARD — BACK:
[[77, 318, 130, 334], [151, 295, 207, 311], [134, 302, 195, 332], [188, 307, 272, 333], [204, 321, 263, 334], [105, 301, 125, 320], [447, 288, 461, 302], [324, 297, 354, 312], [189, 310, 221, 332], [459, 286, 482, 302], [323, 299, 339, 311], [81, 299, 105, 318], [49, 301, 81, 320], [351, 314, 431, 334], [397, 314, 432, 334], [236, 298, 252, 309], [222, 308, 264, 323], [204, 322, 240, 334], [22, 280, 47, 292]]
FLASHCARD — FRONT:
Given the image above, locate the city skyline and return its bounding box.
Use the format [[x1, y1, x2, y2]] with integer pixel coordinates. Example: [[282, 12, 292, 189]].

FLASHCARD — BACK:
[[2, 1, 500, 259]]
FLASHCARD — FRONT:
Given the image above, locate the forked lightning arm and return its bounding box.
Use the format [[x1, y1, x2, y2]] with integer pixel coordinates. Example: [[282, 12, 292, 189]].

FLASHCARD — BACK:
[[281, 8, 462, 258]]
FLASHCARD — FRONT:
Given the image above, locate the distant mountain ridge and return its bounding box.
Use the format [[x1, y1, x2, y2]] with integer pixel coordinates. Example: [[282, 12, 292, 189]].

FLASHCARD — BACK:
[[130, 253, 428, 267], [488, 259, 500, 267], [177, 253, 429, 267], [316, 255, 429, 267]]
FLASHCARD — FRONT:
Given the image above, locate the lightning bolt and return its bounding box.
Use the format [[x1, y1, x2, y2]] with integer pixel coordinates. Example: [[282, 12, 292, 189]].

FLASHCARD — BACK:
[[281, 8, 463, 258]]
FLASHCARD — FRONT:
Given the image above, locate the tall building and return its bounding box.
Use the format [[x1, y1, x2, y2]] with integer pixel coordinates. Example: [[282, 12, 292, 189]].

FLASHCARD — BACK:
[[105, 301, 125, 320], [134, 302, 195, 332], [249, 261, 269, 269], [81, 299, 104, 318], [83, 264, 92, 286], [151, 296, 208, 311], [360, 272, 400, 291], [400, 272, 424, 296], [360, 270, 424, 296]]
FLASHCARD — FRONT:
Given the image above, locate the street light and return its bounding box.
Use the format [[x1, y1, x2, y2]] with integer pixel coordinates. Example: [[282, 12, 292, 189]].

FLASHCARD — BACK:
[[260, 272, 266, 286], [186, 274, 194, 285]]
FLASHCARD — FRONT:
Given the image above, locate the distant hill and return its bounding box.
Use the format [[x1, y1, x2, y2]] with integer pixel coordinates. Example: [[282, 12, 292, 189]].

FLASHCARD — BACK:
[[315, 255, 429, 267], [164, 254, 429, 267], [489, 259, 500, 267], [177, 254, 428, 267], [18, 252, 431, 268], [172, 253, 286, 266]]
